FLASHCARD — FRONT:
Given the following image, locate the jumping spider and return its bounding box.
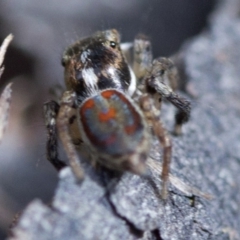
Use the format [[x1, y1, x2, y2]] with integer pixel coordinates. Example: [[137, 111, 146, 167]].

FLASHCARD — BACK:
[[44, 29, 190, 199]]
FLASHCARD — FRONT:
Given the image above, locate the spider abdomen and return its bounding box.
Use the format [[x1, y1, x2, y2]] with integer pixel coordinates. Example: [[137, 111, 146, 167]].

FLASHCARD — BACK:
[[78, 89, 150, 172]]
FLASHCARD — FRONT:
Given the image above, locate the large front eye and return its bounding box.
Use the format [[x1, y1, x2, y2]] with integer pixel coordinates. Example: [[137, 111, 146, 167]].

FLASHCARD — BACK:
[[110, 41, 116, 48], [61, 58, 66, 67]]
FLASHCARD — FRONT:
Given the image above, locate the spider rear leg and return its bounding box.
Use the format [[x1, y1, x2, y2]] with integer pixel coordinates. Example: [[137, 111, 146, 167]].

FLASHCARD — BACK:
[[145, 58, 191, 135], [140, 94, 172, 200], [57, 91, 84, 182], [43, 100, 67, 171]]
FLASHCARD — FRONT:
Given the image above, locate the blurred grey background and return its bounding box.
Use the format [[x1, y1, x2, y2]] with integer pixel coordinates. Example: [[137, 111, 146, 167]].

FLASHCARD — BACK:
[[0, 0, 215, 238]]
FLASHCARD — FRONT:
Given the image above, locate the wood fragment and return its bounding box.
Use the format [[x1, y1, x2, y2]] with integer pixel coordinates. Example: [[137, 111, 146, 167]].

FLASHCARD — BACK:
[[0, 34, 14, 142], [0, 83, 12, 142]]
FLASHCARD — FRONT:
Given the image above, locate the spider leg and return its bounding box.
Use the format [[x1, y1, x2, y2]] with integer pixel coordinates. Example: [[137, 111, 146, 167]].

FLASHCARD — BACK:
[[155, 57, 179, 91], [145, 57, 191, 135], [57, 91, 84, 181], [43, 100, 67, 171], [140, 94, 172, 200], [133, 34, 153, 81], [166, 92, 191, 135]]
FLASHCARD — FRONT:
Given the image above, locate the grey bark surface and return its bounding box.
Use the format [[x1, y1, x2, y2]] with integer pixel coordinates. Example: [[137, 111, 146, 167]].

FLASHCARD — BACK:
[[9, 0, 240, 239]]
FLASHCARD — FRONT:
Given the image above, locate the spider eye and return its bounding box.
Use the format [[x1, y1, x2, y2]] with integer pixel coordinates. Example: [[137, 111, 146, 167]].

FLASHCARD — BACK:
[[110, 41, 116, 48], [160, 69, 165, 75], [61, 58, 66, 67]]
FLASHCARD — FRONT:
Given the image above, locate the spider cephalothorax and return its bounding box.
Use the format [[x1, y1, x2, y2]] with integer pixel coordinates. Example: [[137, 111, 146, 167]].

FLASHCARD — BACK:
[[62, 29, 136, 103], [44, 29, 190, 199]]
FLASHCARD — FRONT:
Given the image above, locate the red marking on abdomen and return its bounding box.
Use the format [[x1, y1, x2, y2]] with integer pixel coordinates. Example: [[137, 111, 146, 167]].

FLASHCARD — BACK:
[[98, 108, 116, 122], [124, 124, 136, 135], [82, 98, 94, 110], [101, 90, 115, 99]]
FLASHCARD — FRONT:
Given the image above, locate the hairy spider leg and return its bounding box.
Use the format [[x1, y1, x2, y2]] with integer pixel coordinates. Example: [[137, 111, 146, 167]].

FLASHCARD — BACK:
[[57, 91, 84, 181], [43, 100, 67, 170], [139, 94, 172, 199], [145, 58, 191, 135]]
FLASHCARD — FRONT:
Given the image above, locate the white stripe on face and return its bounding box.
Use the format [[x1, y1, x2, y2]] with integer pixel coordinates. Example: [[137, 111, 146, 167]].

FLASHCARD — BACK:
[[128, 66, 137, 96], [107, 66, 122, 89], [82, 68, 98, 89]]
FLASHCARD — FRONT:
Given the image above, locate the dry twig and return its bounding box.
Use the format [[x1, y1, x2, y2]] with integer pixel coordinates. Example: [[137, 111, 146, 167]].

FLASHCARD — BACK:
[[0, 34, 14, 142]]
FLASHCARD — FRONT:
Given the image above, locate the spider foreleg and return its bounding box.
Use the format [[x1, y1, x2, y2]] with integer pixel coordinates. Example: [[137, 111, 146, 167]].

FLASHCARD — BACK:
[[145, 58, 191, 135], [140, 94, 172, 200], [165, 92, 191, 135], [57, 91, 84, 182], [43, 100, 67, 171]]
